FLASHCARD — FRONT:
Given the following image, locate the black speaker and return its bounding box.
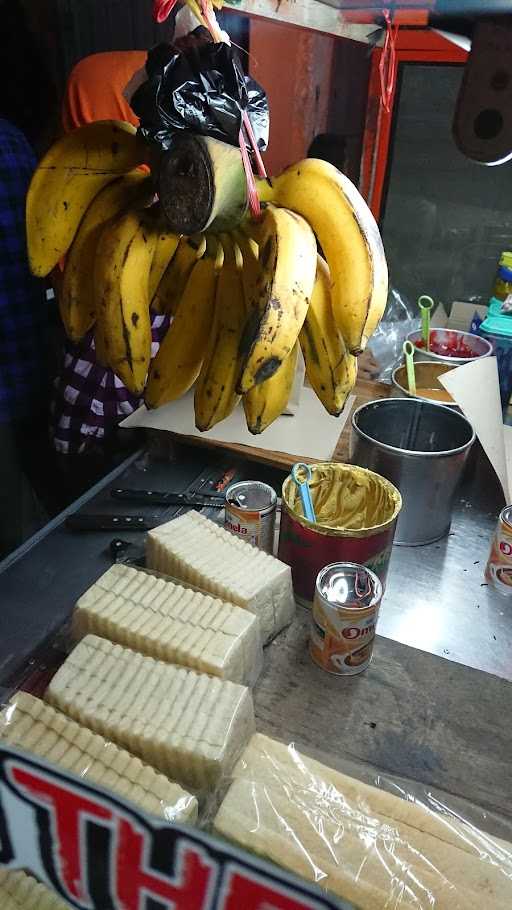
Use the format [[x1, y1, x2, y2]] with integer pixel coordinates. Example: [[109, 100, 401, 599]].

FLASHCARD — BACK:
[[453, 17, 512, 165]]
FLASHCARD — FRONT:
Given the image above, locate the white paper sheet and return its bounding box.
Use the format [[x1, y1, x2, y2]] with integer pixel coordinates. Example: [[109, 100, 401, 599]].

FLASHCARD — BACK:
[[121, 387, 354, 462], [439, 357, 512, 502]]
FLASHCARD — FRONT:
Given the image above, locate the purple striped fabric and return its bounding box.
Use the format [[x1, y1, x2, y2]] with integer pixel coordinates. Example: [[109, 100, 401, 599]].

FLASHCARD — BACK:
[[50, 314, 169, 454]]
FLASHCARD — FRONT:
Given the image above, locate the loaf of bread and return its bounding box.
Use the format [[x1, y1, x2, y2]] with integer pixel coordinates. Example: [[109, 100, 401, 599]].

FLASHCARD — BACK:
[[0, 869, 68, 910], [0, 691, 197, 823], [72, 563, 262, 685], [46, 635, 255, 791], [214, 733, 512, 910], [146, 510, 295, 643]]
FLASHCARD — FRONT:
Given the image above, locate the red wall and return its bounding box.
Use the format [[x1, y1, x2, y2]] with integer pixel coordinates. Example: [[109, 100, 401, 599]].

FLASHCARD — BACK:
[[249, 18, 335, 175]]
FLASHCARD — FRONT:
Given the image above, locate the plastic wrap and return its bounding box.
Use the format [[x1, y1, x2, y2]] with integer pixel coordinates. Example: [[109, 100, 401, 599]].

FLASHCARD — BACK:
[[131, 41, 269, 153], [146, 509, 296, 645], [0, 691, 198, 823], [45, 634, 255, 793], [72, 562, 264, 688], [368, 287, 421, 382], [0, 868, 70, 910], [213, 732, 512, 910]]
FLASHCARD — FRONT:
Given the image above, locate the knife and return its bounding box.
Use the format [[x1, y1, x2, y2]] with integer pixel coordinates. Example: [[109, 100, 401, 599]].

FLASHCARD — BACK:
[[66, 514, 152, 532], [111, 488, 226, 509]]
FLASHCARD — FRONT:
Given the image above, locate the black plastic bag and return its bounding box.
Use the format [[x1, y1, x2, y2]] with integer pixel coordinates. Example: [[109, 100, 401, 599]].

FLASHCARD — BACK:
[[131, 41, 269, 153]]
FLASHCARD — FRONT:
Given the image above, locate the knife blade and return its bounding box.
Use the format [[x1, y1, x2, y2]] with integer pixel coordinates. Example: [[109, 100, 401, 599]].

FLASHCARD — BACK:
[[111, 488, 226, 508], [66, 514, 152, 532]]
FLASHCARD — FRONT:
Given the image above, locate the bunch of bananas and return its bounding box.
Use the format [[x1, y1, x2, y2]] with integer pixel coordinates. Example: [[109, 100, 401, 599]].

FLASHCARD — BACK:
[[27, 119, 387, 435]]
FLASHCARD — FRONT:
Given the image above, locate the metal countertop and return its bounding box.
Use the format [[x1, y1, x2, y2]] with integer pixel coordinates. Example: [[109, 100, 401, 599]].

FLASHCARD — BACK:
[[378, 444, 512, 681], [0, 438, 511, 686]]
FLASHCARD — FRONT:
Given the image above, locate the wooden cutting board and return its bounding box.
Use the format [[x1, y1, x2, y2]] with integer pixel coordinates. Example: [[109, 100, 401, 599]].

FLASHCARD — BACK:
[[164, 379, 392, 471]]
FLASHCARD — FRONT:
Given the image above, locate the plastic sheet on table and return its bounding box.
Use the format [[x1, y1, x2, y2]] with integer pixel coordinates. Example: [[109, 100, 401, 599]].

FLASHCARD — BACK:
[[213, 732, 512, 909], [368, 287, 421, 382]]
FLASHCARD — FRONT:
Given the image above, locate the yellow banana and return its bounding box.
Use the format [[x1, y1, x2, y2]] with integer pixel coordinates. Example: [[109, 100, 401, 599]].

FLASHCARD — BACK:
[[238, 204, 316, 394], [194, 246, 246, 431], [235, 232, 299, 433], [95, 211, 157, 394], [27, 120, 146, 277], [214, 237, 225, 272], [257, 159, 388, 354], [148, 229, 181, 307], [243, 344, 298, 434], [93, 320, 110, 369], [145, 256, 217, 409], [153, 236, 204, 316], [300, 256, 358, 416], [235, 231, 260, 314], [59, 171, 150, 342]]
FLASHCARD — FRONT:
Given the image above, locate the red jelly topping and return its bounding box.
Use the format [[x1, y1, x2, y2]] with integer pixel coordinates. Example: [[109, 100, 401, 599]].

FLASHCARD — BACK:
[[416, 332, 476, 358]]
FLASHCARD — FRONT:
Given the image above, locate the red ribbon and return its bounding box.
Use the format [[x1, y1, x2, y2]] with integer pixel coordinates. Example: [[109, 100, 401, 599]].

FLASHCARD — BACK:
[[153, 0, 179, 24], [379, 9, 399, 114]]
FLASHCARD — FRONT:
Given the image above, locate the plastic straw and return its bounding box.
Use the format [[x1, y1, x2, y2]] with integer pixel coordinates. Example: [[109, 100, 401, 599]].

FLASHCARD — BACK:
[[403, 340, 417, 396], [292, 463, 316, 523], [418, 295, 435, 353]]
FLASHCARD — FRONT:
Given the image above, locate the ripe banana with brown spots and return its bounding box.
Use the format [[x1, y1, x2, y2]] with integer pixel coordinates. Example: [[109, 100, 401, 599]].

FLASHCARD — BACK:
[[148, 227, 181, 307], [27, 120, 147, 277], [238, 204, 316, 394], [95, 210, 158, 394], [194, 244, 246, 431], [243, 344, 298, 434], [300, 256, 358, 415], [258, 159, 388, 354], [59, 171, 150, 342], [152, 235, 205, 315], [145, 255, 217, 409]]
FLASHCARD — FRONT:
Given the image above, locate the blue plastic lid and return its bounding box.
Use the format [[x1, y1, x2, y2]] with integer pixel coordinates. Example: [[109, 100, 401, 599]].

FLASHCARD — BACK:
[[480, 311, 512, 338], [498, 265, 512, 283], [488, 297, 510, 316]]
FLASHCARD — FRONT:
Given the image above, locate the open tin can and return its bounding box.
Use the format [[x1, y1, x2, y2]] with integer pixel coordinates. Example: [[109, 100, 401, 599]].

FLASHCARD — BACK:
[[277, 463, 401, 609], [225, 480, 277, 553], [310, 562, 383, 676]]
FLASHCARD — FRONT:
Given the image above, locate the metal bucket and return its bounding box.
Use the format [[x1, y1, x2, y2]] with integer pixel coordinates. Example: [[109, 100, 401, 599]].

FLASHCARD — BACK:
[[407, 328, 492, 366], [350, 398, 475, 546], [391, 361, 458, 408]]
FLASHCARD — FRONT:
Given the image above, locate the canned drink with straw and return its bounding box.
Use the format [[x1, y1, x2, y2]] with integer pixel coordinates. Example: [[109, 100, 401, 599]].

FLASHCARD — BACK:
[[278, 463, 401, 608], [310, 562, 383, 676], [225, 481, 277, 553], [486, 505, 512, 594]]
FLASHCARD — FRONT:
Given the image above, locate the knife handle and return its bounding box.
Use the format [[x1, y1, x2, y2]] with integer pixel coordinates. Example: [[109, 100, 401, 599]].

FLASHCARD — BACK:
[[66, 515, 149, 532], [111, 489, 155, 503]]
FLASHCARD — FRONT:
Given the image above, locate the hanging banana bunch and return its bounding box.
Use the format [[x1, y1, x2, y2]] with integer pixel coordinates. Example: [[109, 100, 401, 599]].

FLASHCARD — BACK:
[[26, 117, 386, 431]]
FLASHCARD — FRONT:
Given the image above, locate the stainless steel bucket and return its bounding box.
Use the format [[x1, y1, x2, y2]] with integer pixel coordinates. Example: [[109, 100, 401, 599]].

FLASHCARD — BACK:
[[407, 328, 492, 366], [350, 398, 475, 546]]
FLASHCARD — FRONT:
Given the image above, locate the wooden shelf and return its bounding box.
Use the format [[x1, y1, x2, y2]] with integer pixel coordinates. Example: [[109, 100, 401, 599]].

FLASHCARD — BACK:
[[224, 0, 378, 42]]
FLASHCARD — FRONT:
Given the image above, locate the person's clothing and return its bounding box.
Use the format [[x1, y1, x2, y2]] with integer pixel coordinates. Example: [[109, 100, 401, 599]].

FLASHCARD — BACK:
[[0, 119, 48, 556], [0, 423, 47, 559], [53, 51, 169, 455], [62, 51, 147, 133], [0, 118, 47, 423], [51, 316, 169, 454]]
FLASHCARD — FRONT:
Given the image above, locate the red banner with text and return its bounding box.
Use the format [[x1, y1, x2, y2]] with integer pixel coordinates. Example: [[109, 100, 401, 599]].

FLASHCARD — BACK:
[[0, 746, 355, 910]]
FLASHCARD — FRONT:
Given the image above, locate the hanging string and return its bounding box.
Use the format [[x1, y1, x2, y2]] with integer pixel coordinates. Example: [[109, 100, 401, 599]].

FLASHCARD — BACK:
[[239, 128, 261, 219], [379, 9, 399, 114]]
